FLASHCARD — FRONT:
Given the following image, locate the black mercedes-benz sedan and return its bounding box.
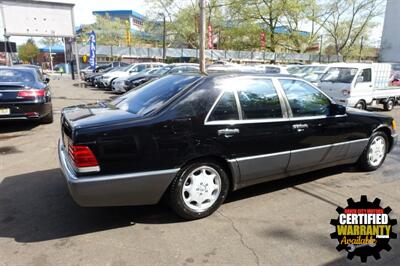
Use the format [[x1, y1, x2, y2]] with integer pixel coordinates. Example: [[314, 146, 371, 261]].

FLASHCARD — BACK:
[[0, 67, 53, 123], [58, 73, 398, 219]]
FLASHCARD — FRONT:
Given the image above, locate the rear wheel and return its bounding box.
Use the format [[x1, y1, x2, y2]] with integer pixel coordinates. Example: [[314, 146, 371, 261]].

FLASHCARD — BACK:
[[355, 100, 366, 110], [383, 99, 395, 111], [168, 161, 230, 220], [357, 132, 388, 171], [41, 109, 53, 124]]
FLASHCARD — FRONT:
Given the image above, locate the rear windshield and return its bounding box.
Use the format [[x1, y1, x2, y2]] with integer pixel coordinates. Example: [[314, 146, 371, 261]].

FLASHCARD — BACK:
[[112, 75, 200, 116], [0, 69, 35, 83]]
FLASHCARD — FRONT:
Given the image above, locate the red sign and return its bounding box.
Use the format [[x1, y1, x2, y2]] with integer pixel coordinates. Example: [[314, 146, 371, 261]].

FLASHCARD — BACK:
[[260, 32, 266, 49], [208, 24, 213, 49]]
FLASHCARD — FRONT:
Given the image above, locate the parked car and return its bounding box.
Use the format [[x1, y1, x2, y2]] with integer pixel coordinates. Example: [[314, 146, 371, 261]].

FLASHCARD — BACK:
[[59, 73, 397, 220], [113, 63, 199, 93], [252, 64, 289, 74], [84, 67, 121, 86], [318, 63, 400, 111], [80, 62, 129, 79], [0, 67, 53, 123], [111, 68, 160, 93], [100, 63, 166, 89]]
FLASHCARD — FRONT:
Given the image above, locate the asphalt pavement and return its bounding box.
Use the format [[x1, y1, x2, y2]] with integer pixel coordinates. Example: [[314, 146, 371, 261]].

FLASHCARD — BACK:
[[0, 76, 399, 265]]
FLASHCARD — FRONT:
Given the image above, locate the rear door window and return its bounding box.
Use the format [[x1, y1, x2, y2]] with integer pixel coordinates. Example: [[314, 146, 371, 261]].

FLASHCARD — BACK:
[[237, 79, 283, 119], [208, 92, 239, 121]]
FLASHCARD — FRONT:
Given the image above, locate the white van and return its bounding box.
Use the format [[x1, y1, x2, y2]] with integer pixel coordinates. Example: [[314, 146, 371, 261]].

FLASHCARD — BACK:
[[318, 63, 400, 111]]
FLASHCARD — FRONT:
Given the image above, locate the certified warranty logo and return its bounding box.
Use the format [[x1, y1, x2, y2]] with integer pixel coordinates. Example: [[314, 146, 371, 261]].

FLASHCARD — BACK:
[[330, 195, 397, 262]]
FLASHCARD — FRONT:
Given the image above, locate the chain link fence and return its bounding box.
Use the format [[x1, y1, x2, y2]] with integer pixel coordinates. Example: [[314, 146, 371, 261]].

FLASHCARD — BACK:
[[77, 45, 342, 63]]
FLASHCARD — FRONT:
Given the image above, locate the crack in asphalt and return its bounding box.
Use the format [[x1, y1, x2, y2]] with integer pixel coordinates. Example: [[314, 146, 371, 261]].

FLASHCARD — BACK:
[[217, 210, 260, 266]]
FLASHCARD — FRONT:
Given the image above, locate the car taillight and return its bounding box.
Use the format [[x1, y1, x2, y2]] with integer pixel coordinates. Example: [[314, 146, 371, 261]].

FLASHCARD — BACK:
[[17, 89, 46, 98], [68, 144, 100, 172]]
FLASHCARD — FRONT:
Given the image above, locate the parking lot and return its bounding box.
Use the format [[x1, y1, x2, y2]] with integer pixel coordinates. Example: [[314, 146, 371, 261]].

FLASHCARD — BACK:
[[1, 76, 400, 265]]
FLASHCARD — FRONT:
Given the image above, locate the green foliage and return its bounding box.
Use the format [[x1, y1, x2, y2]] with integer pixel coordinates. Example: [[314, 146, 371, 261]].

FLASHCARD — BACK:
[[78, 15, 126, 46], [18, 39, 39, 63]]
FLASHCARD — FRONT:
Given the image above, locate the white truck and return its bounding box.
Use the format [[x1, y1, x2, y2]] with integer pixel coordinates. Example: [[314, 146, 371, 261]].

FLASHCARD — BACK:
[[317, 63, 400, 111]]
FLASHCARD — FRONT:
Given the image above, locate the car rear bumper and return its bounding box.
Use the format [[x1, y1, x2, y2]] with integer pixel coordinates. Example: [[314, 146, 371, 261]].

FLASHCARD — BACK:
[[58, 140, 179, 207], [0, 102, 51, 120]]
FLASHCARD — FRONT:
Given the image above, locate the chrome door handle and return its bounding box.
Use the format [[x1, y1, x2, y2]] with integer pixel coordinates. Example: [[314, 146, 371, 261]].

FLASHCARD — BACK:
[[292, 124, 309, 129], [293, 124, 308, 132], [218, 128, 240, 137]]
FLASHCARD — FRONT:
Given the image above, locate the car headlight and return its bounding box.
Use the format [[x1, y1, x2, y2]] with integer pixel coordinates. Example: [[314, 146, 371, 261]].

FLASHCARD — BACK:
[[342, 89, 350, 96]]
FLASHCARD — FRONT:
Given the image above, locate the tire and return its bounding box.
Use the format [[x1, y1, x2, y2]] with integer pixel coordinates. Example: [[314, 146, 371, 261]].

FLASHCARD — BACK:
[[383, 99, 395, 111], [357, 131, 388, 171], [41, 109, 54, 124], [168, 161, 230, 220], [355, 100, 366, 110]]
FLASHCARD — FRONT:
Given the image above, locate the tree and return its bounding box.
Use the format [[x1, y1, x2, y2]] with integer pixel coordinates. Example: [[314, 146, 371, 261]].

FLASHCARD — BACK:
[[18, 39, 39, 64], [321, 0, 385, 57], [78, 15, 126, 46]]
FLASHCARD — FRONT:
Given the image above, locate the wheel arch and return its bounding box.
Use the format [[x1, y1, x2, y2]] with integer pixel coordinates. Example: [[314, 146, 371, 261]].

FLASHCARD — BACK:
[[178, 155, 240, 192], [373, 125, 394, 152]]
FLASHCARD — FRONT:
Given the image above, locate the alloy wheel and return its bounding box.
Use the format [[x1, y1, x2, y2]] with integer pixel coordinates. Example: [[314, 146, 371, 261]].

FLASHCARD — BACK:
[[181, 166, 221, 212]]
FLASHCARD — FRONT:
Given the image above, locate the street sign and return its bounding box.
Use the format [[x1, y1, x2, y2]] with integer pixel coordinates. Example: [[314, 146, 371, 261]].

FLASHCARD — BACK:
[[0, 41, 17, 53]]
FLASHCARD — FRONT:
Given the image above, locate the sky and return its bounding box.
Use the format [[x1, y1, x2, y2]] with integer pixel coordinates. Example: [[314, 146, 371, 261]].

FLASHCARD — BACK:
[[10, 0, 147, 45], [8, 0, 385, 47]]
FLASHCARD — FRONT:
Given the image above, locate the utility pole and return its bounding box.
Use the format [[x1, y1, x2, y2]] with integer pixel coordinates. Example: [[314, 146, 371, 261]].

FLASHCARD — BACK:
[[49, 38, 54, 72], [162, 14, 166, 62], [319, 35, 323, 63], [199, 0, 206, 74], [359, 36, 364, 63]]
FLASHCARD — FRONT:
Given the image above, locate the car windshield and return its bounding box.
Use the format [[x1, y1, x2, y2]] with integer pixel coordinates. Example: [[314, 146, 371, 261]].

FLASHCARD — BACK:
[[112, 75, 200, 116], [121, 65, 133, 72], [153, 65, 173, 75], [0, 68, 35, 83], [320, 67, 358, 83]]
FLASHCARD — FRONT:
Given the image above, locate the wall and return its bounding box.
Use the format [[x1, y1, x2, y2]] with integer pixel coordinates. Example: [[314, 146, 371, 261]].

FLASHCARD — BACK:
[[380, 0, 400, 62]]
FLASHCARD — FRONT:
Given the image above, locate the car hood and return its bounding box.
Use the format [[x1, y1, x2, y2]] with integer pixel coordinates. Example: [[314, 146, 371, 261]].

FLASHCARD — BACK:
[[62, 102, 142, 129]]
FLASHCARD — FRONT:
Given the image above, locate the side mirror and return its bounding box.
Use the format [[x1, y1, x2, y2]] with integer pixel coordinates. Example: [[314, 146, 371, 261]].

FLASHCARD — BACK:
[[330, 103, 346, 116], [44, 77, 50, 84], [356, 76, 364, 83]]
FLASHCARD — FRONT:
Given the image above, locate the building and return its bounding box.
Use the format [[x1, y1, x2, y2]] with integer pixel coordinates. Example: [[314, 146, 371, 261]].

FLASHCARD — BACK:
[[380, 0, 400, 62], [92, 10, 145, 31], [37, 45, 65, 69]]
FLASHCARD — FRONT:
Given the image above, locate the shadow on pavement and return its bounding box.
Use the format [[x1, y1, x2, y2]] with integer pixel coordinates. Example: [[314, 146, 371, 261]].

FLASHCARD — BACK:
[[0, 169, 181, 243], [0, 164, 360, 243], [226, 164, 355, 205], [0, 121, 40, 134]]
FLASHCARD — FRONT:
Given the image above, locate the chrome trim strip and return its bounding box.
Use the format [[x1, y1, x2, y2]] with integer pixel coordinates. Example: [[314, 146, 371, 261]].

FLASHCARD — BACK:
[[59, 140, 180, 183], [204, 115, 348, 125], [228, 150, 290, 163], [228, 138, 369, 162], [234, 90, 243, 120], [204, 91, 224, 124]]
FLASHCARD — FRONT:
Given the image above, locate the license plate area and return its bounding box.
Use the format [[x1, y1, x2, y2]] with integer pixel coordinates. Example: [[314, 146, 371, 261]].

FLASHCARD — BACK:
[[0, 108, 10, 115]]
